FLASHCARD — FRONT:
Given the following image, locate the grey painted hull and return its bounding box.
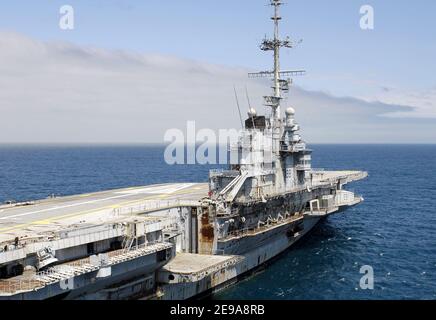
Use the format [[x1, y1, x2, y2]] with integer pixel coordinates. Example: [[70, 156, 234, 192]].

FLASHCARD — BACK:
[[158, 215, 322, 300]]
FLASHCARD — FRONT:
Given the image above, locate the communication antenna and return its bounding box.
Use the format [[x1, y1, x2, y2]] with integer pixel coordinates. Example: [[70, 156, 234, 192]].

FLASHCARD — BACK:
[[248, 0, 305, 120], [245, 86, 252, 109], [233, 85, 244, 129]]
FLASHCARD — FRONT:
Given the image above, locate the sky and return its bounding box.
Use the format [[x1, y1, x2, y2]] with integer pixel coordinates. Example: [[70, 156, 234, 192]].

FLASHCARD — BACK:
[[0, 0, 435, 143]]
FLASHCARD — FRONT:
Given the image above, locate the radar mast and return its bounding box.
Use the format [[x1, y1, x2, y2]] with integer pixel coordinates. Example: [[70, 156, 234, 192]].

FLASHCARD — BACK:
[[248, 0, 305, 120]]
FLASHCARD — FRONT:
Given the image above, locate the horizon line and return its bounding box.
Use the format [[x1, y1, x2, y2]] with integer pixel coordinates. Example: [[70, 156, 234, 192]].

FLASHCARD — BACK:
[[0, 142, 436, 146]]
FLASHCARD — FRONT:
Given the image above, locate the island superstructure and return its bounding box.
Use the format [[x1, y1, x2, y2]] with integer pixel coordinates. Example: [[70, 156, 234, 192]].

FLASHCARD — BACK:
[[0, 1, 367, 300]]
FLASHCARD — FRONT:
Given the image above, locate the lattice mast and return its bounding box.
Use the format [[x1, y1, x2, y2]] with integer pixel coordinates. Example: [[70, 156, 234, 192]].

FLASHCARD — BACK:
[[249, 0, 305, 120]]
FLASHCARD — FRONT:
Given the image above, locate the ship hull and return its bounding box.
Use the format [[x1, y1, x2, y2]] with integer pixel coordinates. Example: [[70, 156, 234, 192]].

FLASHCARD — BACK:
[[61, 215, 322, 300], [197, 216, 323, 300], [157, 215, 322, 300]]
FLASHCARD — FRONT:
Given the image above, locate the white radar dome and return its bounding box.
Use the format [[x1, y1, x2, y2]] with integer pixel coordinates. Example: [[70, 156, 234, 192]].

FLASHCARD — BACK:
[[248, 108, 257, 117], [285, 107, 295, 116]]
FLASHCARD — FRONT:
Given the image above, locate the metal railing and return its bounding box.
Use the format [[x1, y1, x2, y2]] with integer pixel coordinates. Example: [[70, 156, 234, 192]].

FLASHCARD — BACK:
[[220, 213, 303, 241], [111, 199, 202, 217], [209, 169, 239, 177]]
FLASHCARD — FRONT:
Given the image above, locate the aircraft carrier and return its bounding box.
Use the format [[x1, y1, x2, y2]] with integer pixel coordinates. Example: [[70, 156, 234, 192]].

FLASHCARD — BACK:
[[0, 1, 367, 300]]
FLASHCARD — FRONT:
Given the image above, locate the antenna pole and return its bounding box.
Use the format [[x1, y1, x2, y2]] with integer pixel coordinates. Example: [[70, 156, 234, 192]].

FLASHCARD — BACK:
[[255, 1, 301, 120], [273, 1, 281, 103], [248, 1, 304, 121], [233, 86, 244, 129], [245, 86, 252, 109]]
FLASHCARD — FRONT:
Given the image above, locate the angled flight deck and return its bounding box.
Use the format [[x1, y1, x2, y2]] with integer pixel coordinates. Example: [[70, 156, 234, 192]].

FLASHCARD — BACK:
[[0, 183, 208, 243]]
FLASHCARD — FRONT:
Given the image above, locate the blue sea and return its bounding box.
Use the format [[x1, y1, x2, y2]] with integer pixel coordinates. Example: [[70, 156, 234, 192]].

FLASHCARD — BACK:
[[0, 144, 435, 300]]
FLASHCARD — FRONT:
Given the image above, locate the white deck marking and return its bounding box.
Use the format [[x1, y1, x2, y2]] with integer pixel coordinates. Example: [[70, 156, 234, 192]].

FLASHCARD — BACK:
[[0, 184, 197, 221], [0, 194, 131, 221], [115, 183, 195, 195]]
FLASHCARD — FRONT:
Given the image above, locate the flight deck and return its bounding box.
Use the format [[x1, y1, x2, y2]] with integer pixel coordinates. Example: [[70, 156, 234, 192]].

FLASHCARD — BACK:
[[0, 183, 209, 244]]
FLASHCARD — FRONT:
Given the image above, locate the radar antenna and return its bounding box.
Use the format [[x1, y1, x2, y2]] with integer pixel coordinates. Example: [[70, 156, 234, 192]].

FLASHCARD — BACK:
[[249, 0, 305, 119]]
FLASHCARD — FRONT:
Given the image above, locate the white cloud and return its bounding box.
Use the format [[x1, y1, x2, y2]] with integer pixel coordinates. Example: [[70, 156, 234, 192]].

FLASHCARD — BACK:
[[373, 87, 436, 119], [0, 32, 435, 144]]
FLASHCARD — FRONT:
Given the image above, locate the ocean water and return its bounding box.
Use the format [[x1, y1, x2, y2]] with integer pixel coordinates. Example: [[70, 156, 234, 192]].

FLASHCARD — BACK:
[[0, 144, 435, 300]]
